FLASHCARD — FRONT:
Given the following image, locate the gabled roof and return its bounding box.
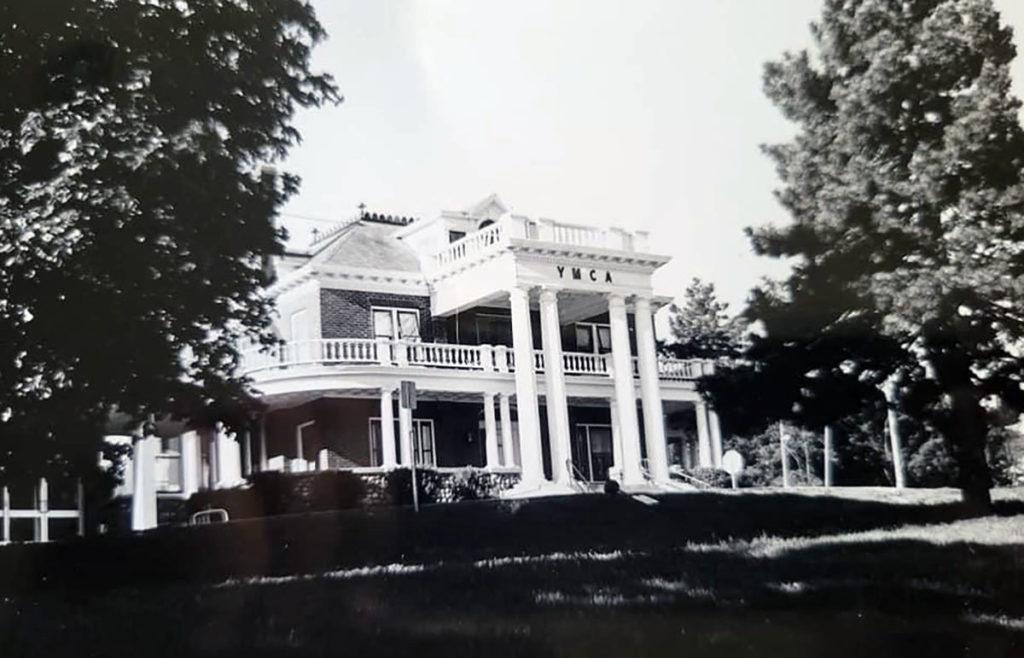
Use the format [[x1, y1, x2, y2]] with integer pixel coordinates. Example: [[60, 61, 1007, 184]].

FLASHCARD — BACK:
[[463, 193, 508, 220]]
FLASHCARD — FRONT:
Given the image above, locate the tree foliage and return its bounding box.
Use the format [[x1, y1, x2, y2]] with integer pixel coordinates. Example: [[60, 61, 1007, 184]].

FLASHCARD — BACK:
[[0, 0, 339, 483], [706, 0, 1024, 508], [663, 278, 745, 359]]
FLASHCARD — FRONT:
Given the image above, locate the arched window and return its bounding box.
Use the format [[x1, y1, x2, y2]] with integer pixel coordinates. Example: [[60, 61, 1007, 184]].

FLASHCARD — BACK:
[[478, 219, 495, 230]]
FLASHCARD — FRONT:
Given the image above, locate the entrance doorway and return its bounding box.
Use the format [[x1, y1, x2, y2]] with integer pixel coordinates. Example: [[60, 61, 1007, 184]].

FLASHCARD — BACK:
[[572, 424, 614, 482]]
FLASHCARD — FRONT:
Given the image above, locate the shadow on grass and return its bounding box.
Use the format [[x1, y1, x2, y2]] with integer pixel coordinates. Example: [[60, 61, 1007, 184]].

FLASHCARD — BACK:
[[1, 525, 1022, 657], [0, 491, 1020, 595]]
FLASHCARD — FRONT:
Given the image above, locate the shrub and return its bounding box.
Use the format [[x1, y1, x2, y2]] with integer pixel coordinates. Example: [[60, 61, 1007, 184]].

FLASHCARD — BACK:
[[369, 468, 518, 506], [186, 471, 367, 520], [684, 467, 732, 489]]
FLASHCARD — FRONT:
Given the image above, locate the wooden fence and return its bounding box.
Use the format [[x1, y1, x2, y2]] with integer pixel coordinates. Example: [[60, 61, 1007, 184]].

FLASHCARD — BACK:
[[0, 478, 84, 543]]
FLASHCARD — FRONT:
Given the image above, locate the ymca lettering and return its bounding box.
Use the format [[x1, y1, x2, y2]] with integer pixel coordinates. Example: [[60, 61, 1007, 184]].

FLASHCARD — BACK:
[[556, 265, 613, 284]]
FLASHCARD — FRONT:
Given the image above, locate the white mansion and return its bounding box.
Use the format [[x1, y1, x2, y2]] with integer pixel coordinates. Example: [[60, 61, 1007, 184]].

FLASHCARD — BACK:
[[120, 195, 725, 528]]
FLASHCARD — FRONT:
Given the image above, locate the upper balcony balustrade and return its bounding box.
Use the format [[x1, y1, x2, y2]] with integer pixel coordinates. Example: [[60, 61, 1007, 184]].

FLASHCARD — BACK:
[[240, 338, 711, 384], [426, 215, 651, 281]]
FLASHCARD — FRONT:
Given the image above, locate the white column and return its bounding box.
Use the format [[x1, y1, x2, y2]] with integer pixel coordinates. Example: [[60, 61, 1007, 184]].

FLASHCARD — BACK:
[[509, 286, 545, 487], [539, 288, 572, 485], [217, 426, 242, 485], [483, 392, 499, 467], [609, 397, 624, 482], [398, 406, 413, 466], [380, 387, 398, 467], [708, 408, 724, 467], [131, 430, 158, 531], [258, 416, 268, 472], [695, 401, 713, 467], [180, 431, 200, 497], [498, 393, 514, 466], [608, 293, 644, 486], [241, 429, 252, 477], [634, 295, 670, 482], [207, 429, 219, 488]]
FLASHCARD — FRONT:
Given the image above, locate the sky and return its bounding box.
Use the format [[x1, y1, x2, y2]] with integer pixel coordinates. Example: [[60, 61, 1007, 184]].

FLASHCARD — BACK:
[[280, 0, 1024, 316]]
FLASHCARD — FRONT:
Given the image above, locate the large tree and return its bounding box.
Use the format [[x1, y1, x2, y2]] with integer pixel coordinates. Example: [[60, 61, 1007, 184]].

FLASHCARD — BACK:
[[708, 0, 1024, 510], [0, 0, 338, 486], [663, 278, 746, 359]]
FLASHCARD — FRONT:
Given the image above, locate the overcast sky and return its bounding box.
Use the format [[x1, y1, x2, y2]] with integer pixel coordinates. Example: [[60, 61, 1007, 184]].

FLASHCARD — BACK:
[[281, 0, 1024, 316]]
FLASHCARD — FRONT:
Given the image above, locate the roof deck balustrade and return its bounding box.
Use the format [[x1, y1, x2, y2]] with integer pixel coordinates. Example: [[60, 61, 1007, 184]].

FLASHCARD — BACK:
[[428, 215, 650, 278], [240, 338, 710, 383]]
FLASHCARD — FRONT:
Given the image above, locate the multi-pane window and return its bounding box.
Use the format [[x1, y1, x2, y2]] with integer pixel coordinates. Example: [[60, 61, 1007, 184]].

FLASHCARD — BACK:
[[372, 307, 421, 341], [575, 322, 612, 354]]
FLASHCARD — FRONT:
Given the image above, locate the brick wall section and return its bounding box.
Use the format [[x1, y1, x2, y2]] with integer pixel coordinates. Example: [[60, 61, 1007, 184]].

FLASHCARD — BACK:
[[320, 289, 445, 341], [320, 288, 637, 354]]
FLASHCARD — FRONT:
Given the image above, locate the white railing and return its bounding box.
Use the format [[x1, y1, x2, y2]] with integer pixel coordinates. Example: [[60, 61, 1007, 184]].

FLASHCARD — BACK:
[[242, 338, 710, 382], [529, 218, 616, 249], [658, 358, 714, 380], [407, 343, 487, 370], [322, 338, 379, 363], [563, 351, 610, 375], [431, 221, 505, 273], [1, 479, 84, 544], [428, 215, 650, 278]]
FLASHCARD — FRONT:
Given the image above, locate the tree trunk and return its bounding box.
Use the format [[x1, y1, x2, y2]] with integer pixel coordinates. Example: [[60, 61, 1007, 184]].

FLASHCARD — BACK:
[[881, 375, 906, 489], [779, 422, 790, 488], [823, 425, 834, 487], [947, 386, 993, 514]]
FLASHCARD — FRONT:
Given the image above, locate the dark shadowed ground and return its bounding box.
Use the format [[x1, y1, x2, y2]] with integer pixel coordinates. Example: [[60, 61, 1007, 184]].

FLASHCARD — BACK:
[[0, 488, 1021, 657]]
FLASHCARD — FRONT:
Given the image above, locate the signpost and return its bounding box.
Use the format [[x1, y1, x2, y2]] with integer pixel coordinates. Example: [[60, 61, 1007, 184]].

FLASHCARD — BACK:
[[400, 381, 419, 512], [721, 450, 745, 489]]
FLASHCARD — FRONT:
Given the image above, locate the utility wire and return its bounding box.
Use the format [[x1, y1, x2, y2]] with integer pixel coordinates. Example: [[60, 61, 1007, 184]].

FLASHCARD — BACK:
[[278, 211, 350, 224]]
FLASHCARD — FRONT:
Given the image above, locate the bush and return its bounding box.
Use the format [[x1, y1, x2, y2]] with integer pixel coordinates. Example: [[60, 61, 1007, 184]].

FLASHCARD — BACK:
[[186, 471, 367, 520], [369, 468, 519, 506], [683, 467, 732, 489]]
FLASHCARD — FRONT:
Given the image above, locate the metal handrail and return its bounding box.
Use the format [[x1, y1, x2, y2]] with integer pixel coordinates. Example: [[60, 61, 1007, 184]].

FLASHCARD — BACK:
[[566, 459, 590, 493], [667, 465, 713, 489]]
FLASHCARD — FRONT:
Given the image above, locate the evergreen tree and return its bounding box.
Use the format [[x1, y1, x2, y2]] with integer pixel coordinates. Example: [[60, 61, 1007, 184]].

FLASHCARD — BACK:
[[664, 278, 745, 359], [0, 0, 339, 485], [710, 0, 1024, 510]]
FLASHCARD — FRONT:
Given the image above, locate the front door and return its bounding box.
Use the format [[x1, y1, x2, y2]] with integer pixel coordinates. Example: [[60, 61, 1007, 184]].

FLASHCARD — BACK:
[[573, 424, 614, 482]]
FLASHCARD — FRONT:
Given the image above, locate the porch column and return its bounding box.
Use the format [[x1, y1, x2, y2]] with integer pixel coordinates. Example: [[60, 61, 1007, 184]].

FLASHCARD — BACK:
[[216, 424, 242, 486], [258, 416, 268, 472], [180, 431, 200, 497], [609, 397, 624, 481], [608, 293, 644, 486], [539, 287, 572, 485], [130, 427, 158, 531], [483, 392, 500, 468], [498, 393, 515, 466], [207, 430, 219, 487], [695, 401, 713, 467], [634, 295, 670, 482], [509, 285, 545, 487], [398, 406, 413, 466], [709, 408, 724, 467], [380, 387, 398, 467]]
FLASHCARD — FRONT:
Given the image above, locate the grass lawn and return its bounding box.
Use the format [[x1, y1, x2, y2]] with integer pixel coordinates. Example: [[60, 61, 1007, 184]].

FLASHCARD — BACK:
[[0, 487, 1022, 657]]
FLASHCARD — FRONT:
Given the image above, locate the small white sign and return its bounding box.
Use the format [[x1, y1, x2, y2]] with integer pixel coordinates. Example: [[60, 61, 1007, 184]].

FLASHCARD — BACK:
[[722, 450, 744, 475]]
